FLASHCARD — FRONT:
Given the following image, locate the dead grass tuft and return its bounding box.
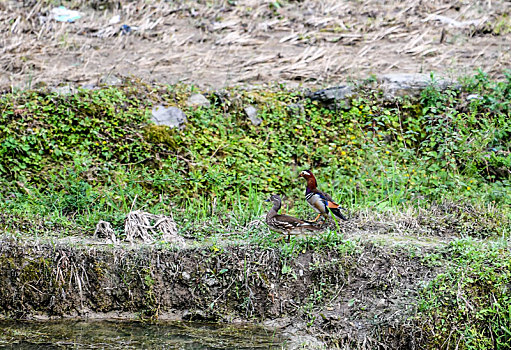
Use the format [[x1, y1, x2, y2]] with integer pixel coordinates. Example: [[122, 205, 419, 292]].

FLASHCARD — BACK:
[[124, 210, 182, 246], [326, 200, 507, 240], [93, 210, 184, 246]]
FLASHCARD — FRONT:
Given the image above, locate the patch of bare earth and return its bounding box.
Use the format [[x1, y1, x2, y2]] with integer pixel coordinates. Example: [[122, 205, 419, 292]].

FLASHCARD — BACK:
[[1, 0, 510, 90]]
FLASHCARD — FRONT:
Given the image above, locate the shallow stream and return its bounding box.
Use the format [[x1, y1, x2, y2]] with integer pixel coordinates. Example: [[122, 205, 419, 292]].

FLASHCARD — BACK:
[[0, 319, 284, 349]]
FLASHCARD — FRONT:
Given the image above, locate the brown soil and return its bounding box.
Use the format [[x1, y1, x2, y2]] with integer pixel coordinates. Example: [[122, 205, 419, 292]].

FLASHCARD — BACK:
[[1, 0, 510, 90]]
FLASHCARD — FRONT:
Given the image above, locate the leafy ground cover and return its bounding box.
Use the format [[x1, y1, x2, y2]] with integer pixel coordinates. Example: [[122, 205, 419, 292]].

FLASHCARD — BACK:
[[0, 71, 510, 348], [0, 71, 509, 237]]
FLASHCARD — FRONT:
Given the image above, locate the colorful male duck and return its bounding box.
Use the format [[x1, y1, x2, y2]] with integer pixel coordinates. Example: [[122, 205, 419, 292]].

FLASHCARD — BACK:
[[265, 194, 321, 241], [298, 170, 348, 223]]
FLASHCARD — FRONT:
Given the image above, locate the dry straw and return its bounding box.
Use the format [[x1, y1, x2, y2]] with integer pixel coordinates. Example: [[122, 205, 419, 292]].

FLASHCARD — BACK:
[[1, 0, 509, 89], [95, 210, 184, 247]]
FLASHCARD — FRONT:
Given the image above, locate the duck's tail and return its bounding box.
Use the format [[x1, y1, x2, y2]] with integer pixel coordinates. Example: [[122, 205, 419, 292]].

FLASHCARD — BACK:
[[329, 207, 348, 221]]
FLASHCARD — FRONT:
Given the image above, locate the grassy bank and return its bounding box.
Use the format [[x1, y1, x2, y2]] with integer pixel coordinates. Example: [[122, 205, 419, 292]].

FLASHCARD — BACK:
[[418, 237, 511, 349], [0, 71, 510, 348], [0, 72, 509, 236]]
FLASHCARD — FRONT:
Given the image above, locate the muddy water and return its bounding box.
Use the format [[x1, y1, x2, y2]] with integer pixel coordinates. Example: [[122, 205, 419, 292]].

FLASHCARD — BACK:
[[0, 319, 284, 349]]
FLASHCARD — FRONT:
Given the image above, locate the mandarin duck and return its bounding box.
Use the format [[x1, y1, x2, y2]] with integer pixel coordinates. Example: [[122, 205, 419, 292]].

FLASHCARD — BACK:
[[265, 194, 321, 241], [299, 170, 348, 223]]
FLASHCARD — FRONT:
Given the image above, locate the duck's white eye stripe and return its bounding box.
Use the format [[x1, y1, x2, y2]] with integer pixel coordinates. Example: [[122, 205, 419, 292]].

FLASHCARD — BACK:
[[303, 171, 311, 176]]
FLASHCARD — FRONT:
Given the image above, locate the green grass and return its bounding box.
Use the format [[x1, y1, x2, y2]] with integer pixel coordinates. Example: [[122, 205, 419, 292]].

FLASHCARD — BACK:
[[0, 71, 510, 348], [418, 237, 511, 349], [0, 71, 509, 240]]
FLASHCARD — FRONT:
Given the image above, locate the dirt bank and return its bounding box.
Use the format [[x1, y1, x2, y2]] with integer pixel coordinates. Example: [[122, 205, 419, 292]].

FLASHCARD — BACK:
[[0, 234, 437, 348]]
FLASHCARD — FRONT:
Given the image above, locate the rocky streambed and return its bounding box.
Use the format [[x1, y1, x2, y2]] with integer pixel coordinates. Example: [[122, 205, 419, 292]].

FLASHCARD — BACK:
[[0, 318, 283, 349]]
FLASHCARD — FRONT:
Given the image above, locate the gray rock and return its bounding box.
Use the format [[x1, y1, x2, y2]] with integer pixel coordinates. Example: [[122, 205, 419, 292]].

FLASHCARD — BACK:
[[99, 74, 123, 86], [306, 85, 353, 110], [51, 85, 76, 95], [151, 105, 188, 130], [244, 105, 262, 126], [467, 94, 482, 101], [80, 83, 97, 90], [379, 73, 458, 99], [186, 93, 211, 108]]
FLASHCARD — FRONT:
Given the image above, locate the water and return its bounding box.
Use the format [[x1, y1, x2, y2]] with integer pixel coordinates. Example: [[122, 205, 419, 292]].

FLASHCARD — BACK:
[[0, 319, 284, 349]]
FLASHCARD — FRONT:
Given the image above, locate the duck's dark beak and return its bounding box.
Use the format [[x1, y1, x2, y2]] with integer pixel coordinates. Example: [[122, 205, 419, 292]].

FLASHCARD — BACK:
[[264, 198, 270, 202]]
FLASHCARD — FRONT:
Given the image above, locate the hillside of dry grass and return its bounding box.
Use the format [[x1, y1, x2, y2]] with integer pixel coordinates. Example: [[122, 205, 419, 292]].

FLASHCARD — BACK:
[[1, 0, 510, 89]]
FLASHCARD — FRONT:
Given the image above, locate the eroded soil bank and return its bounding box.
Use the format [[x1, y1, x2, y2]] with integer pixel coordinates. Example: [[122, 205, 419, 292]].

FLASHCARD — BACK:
[[0, 235, 437, 349]]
